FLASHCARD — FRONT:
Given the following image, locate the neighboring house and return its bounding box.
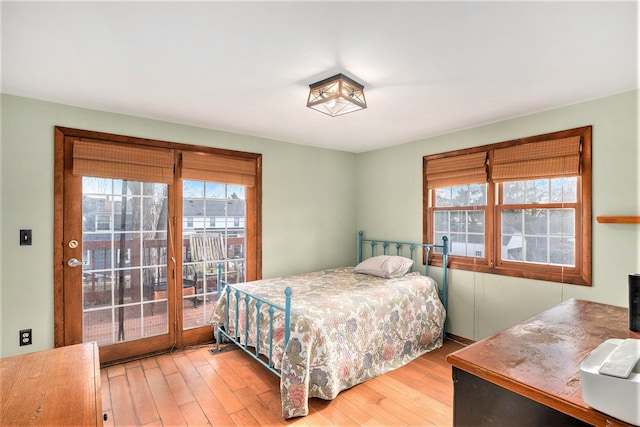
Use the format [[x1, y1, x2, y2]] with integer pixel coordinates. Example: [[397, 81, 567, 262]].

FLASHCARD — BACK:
[[182, 198, 245, 235]]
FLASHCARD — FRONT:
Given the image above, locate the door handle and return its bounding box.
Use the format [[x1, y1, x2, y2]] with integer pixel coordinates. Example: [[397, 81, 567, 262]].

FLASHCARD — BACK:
[[67, 258, 88, 268]]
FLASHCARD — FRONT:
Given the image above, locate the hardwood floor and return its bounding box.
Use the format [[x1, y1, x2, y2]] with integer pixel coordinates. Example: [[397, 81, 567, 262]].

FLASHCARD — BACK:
[[101, 339, 465, 426]]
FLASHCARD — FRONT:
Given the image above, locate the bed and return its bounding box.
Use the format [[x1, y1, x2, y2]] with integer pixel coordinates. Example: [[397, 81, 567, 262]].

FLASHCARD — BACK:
[[210, 231, 449, 419]]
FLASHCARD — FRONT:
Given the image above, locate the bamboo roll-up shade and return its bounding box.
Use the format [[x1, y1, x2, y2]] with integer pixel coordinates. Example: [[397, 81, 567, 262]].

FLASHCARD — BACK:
[[73, 139, 174, 184], [426, 151, 487, 188], [492, 136, 581, 181], [181, 151, 256, 187]]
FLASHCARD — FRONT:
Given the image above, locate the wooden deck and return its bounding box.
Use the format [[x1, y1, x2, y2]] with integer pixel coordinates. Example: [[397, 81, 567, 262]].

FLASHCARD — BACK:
[[101, 338, 464, 426], [84, 297, 219, 346]]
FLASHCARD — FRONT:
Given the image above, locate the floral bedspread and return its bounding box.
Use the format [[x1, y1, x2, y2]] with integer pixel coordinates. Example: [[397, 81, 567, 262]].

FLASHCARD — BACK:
[[211, 267, 445, 419]]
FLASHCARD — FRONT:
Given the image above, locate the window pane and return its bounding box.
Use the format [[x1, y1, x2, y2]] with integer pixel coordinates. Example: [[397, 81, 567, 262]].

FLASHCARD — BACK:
[[450, 233, 467, 256], [468, 234, 485, 258], [435, 188, 452, 207], [184, 180, 204, 198], [469, 184, 487, 206], [504, 181, 525, 204], [550, 209, 575, 236], [151, 193, 168, 232], [83, 272, 114, 310], [184, 198, 205, 220], [108, 196, 134, 231], [452, 186, 469, 206], [83, 177, 113, 195], [450, 211, 467, 232], [205, 182, 226, 199], [550, 177, 577, 203], [524, 209, 548, 235], [142, 232, 167, 267], [434, 211, 449, 232], [142, 183, 166, 196], [503, 236, 524, 261], [123, 181, 142, 196], [502, 210, 522, 235], [228, 185, 246, 200], [141, 186, 168, 232], [525, 179, 550, 204], [550, 237, 575, 266], [468, 211, 484, 233], [227, 235, 246, 262], [143, 303, 168, 337], [208, 200, 226, 228], [502, 210, 523, 261], [229, 200, 246, 230], [525, 236, 548, 263]]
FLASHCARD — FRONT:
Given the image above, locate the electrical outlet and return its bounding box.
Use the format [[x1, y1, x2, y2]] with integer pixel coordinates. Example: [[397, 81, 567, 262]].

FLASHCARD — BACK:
[[19, 329, 32, 346]]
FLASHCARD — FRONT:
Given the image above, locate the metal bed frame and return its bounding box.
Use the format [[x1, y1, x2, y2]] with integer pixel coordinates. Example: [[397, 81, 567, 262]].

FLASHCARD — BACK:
[[357, 231, 450, 325], [214, 231, 449, 378]]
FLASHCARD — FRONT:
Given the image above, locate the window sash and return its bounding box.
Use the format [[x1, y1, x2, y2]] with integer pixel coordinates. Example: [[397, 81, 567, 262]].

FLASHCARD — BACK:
[[434, 207, 487, 259], [498, 205, 577, 266]]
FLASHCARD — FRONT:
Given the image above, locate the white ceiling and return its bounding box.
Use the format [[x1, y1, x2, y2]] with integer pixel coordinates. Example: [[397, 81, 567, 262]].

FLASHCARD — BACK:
[[1, 1, 638, 153]]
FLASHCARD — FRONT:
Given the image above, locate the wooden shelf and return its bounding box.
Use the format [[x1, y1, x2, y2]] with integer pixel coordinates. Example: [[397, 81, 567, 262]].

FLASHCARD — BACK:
[[596, 216, 640, 224]]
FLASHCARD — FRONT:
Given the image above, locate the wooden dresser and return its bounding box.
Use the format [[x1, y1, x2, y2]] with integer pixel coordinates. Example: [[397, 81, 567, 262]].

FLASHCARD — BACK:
[[447, 299, 640, 427], [0, 342, 102, 426]]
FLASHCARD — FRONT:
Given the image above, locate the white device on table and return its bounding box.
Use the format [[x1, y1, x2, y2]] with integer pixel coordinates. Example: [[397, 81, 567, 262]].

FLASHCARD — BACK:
[[580, 338, 640, 426]]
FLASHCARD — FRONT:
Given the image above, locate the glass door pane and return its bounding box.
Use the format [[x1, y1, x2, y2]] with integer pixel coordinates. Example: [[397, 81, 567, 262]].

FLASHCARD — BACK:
[[82, 178, 169, 345], [182, 181, 247, 330]]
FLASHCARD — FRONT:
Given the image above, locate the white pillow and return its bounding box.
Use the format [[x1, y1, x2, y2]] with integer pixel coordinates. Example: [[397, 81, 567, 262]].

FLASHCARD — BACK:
[[354, 255, 413, 278]]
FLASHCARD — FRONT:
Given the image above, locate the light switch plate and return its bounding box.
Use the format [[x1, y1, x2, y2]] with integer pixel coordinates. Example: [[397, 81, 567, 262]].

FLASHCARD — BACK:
[[20, 229, 32, 246]]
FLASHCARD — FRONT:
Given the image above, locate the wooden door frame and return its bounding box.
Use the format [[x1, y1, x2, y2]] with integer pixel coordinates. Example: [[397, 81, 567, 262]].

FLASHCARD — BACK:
[[54, 127, 262, 356]]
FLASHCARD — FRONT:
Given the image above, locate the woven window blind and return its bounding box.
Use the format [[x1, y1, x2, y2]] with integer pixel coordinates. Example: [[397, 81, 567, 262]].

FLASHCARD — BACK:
[[72, 139, 174, 184], [181, 151, 256, 187], [491, 136, 581, 181], [426, 151, 488, 188]]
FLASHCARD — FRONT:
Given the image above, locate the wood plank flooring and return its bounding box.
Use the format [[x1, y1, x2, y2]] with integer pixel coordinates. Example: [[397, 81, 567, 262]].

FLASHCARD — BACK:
[[101, 339, 465, 426]]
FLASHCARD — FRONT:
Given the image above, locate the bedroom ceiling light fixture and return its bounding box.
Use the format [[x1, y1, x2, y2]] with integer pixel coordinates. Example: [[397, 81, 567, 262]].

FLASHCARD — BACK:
[[306, 73, 367, 117]]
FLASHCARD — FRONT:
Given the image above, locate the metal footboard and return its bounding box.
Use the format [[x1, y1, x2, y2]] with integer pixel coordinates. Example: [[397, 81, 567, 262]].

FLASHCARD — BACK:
[[215, 265, 292, 378]]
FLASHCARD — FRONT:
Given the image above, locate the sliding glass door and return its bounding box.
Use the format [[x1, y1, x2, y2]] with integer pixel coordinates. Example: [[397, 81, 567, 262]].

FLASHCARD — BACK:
[[54, 127, 261, 363], [81, 179, 170, 346], [181, 181, 246, 331]]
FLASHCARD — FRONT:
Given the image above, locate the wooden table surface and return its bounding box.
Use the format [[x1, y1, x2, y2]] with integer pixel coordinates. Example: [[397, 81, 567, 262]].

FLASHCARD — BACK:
[[0, 342, 102, 426], [447, 299, 640, 427]]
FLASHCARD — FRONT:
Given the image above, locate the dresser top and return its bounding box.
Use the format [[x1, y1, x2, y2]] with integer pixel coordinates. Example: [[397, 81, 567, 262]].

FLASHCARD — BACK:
[[447, 299, 639, 426]]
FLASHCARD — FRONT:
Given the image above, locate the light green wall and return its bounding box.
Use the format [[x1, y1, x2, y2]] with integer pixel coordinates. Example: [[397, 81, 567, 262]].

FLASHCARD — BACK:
[[0, 94, 357, 357], [0, 96, 3, 357], [2, 90, 638, 356], [357, 89, 640, 340]]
